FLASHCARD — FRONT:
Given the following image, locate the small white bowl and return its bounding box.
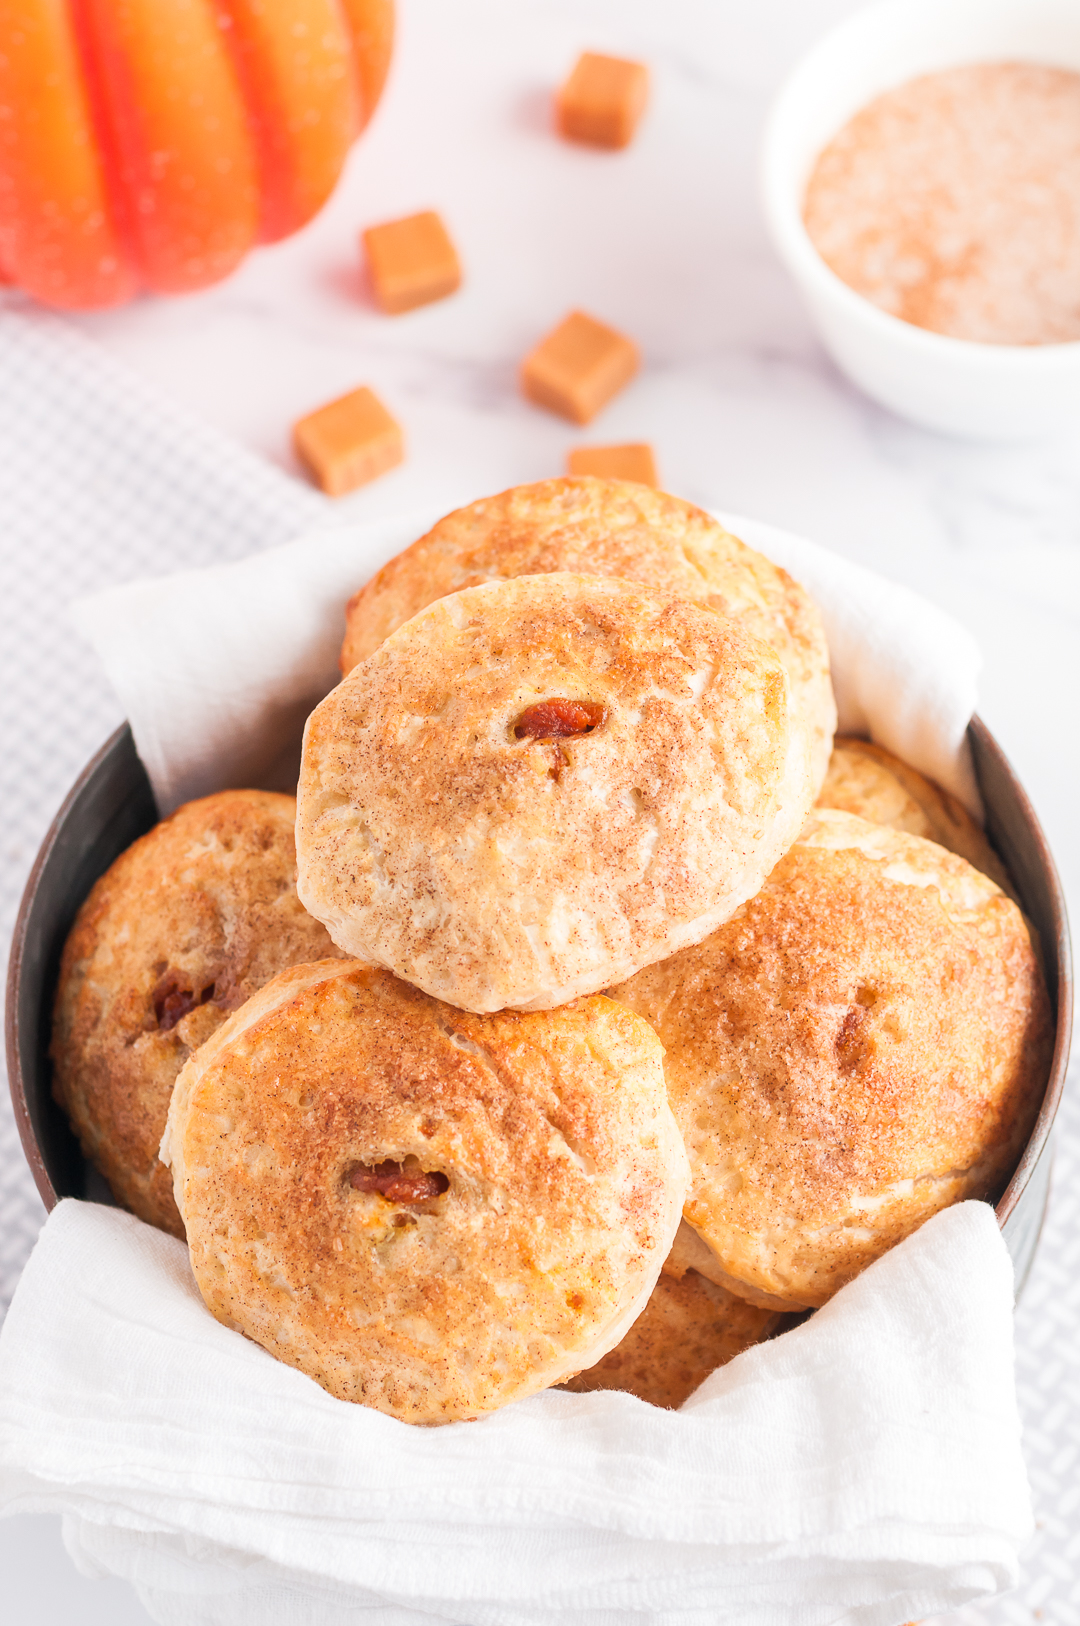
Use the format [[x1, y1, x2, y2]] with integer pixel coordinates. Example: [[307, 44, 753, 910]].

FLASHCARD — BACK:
[[761, 0, 1080, 440]]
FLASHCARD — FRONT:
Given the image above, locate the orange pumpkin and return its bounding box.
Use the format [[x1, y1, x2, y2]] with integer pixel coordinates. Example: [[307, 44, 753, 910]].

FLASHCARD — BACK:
[[0, 0, 394, 308]]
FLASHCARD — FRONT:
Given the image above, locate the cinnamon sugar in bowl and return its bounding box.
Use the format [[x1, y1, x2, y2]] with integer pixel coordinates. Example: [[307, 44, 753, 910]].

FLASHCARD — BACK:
[[804, 63, 1080, 348], [762, 0, 1080, 438]]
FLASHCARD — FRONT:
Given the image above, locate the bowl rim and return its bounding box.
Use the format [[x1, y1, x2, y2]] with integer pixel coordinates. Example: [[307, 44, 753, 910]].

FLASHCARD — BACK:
[[5, 725, 138, 1211], [760, 0, 1080, 369], [5, 718, 1073, 1240], [969, 715, 1073, 1228]]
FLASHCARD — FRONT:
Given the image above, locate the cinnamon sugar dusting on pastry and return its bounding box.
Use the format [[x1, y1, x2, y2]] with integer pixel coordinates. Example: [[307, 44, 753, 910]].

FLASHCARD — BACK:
[[803, 63, 1080, 345]]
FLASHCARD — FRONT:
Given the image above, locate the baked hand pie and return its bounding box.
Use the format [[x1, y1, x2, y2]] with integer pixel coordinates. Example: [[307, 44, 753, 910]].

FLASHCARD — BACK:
[[561, 1230, 782, 1409], [51, 790, 345, 1237], [816, 735, 1014, 895], [298, 572, 816, 1013], [161, 961, 688, 1424], [339, 477, 836, 791], [613, 809, 1052, 1309]]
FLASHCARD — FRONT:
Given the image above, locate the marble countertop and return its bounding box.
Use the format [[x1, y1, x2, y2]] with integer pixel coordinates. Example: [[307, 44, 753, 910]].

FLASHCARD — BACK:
[[1, 1, 1077, 1621]]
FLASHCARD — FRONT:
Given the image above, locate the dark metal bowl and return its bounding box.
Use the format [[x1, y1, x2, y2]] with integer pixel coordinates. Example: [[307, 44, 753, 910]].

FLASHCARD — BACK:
[[5, 719, 1073, 1294]]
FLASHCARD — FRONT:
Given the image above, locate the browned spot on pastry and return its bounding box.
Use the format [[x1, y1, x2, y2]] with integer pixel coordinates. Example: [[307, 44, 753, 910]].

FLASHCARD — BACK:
[[348, 1156, 449, 1203], [513, 698, 606, 739], [834, 1004, 867, 1073], [152, 972, 216, 1033]]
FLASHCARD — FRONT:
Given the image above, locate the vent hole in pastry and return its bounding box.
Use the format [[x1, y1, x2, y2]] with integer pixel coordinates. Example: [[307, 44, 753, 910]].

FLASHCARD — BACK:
[[346, 1157, 449, 1203], [153, 973, 216, 1032], [542, 1113, 597, 1175], [513, 699, 606, 740], [440, 1025, 490, 1065]]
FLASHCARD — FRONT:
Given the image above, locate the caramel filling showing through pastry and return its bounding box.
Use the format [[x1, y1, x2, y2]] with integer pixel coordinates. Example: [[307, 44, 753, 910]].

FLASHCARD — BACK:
[[152, 972, 217, 1033], [347, 1157, 450, 1203], [513, 699, 606, 740]]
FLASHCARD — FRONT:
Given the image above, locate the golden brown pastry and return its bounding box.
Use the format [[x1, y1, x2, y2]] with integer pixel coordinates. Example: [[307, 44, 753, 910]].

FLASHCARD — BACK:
[[161, 962, 689, 1424], [561, 1251, 781, 1409], [298, 573, 816, 1013], [339, 478, 836, 790], [613, 809, 1053, 1309], [817, 735, 1014, 895], [51, 790, 345, 1237], [659, 1217, 789, 1309]]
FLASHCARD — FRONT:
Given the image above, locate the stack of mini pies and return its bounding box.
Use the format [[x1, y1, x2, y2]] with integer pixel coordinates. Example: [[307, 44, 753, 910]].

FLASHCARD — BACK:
[[51, 479, 1052, 1424]]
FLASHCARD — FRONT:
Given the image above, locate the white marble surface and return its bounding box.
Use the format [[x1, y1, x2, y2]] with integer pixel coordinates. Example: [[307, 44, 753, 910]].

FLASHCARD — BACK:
[[1, 0, 1078, 1621]]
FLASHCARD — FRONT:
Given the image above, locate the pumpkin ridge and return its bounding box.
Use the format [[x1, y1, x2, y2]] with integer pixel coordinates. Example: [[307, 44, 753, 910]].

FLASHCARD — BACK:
[[214, 0, 360, 244], [338, 0, 395, 133], [67, 0, 143, 296], [63, 0, 261, 293]]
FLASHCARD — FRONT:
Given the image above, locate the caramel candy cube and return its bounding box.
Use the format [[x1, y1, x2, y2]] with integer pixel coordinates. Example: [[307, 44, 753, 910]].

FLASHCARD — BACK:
[[362, 210, 461, 314], [293, 387, 404, 497], [521, 311, 639, 425], [567, 442, 657, 485], [556, 53, 649, 150]]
